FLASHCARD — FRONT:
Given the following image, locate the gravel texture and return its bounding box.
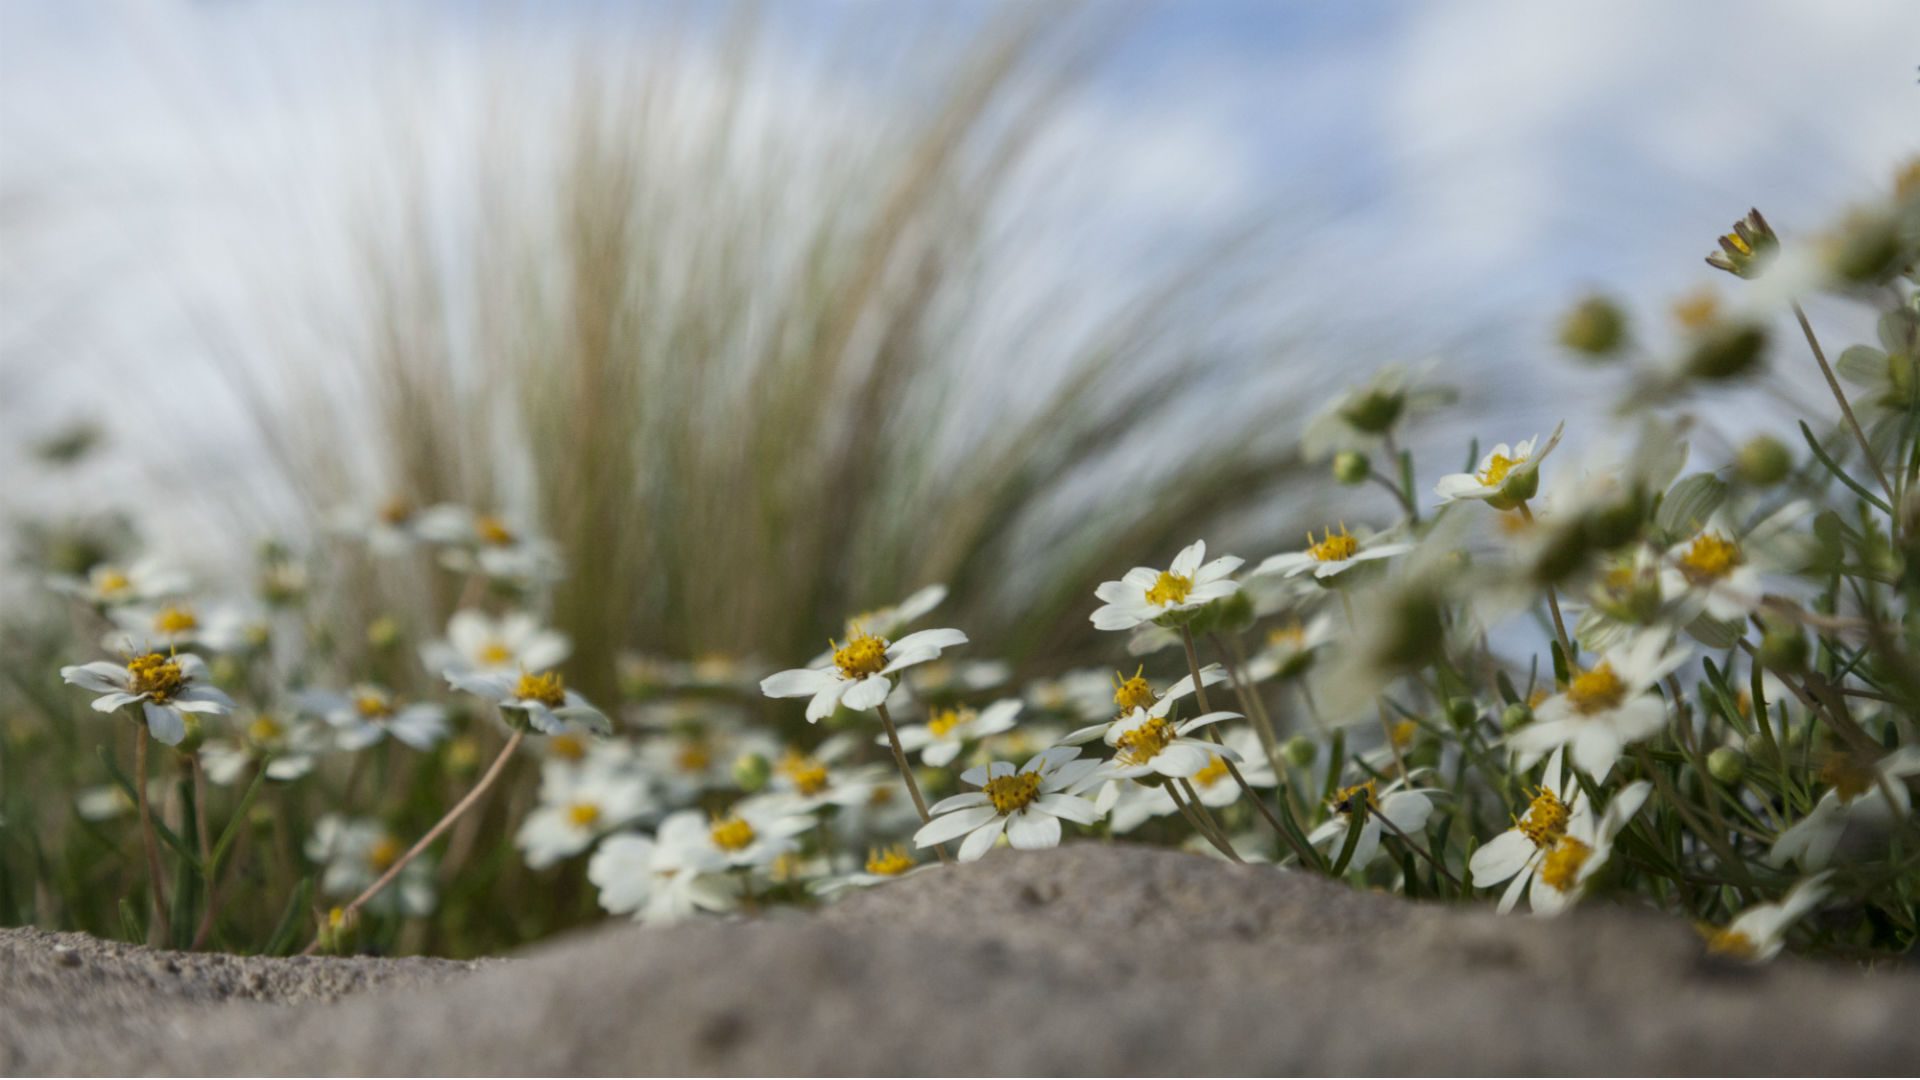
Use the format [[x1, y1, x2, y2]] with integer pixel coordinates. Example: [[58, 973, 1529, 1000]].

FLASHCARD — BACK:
[[4, 843, 1915, 1075]]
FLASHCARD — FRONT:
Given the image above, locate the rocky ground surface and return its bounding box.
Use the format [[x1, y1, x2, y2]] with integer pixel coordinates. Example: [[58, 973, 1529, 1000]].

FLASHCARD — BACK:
[[4, 843, 1916, 1075]]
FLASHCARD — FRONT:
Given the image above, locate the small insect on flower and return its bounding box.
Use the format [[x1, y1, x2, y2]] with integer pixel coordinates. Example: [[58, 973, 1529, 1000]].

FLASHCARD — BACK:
[[1699, 872, 1833, 962], [914, 745, 1103, 861], [421, 609, 571, 677], [1090, 540, 1243, 631], [1507, 631, 1691, 778], [446, 668, 611, 736], [61, 651, 235, 745], [759, 613, 968, 722], [1434, 421, 1566, 511], [1251, 526, 1412, 582]]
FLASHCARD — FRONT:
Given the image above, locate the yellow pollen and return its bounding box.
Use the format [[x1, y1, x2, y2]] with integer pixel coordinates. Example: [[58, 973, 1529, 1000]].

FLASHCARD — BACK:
[[353, 691, 394, 718], [1704, 927, 1757, 959], [478, 641, 513, 666], [1391, 720, 1418, 748], [674, 742, 711, 773], [983, 771, 1042, 814], [1307, 525, 1360, 563], [1112, 666, 1156, 712], [1679, 532, 1741, 583], [1518, 787, 1570, 849], [1145, 570, 1193, 607], [326, 906, 349, 930], [367, 835, 401, 872], [154, 606, 198, 634], [710, 815, 756, 851], [927, 707, 974, 740], [548, 733, 586, 761], [567, 802, 602, 828], [1331, 780, 1377, 815], [1567, 663, 1628, 714], [514, 670, 567, 708], [1527, 687, 1549, 709], [1722, 230, 1752, 256], [377, 495, 414, 525], [1819, 753, 1879, 802], [778, 749, 831, 797], [1539, 837, 1593, 893], [868, 784, 896, 807], [1477, 454, 1518, 488], [475, 515, 516, 546], [830, 626, 890, 680], [1268, 622, 1305, 649], [126, 653, 185, 703], [865, 845, 916, 876], [1113, 716, 1175, 767], [1192, 755, 1232, 788], [93, 567, 131, 596], [248, 716, 283, 743]]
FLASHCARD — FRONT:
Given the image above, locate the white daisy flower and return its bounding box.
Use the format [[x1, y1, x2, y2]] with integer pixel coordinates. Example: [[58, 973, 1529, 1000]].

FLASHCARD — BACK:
[[759, 625, 968, 723], [297, 684, 450, 752], [891, 698, 1022, 768], [1252, 527, 1413, 581], [305, 813, 436, 918], [417, 505, 565, 585], [913, 745, 1103, 861], [445, 668, 610, 736], [1093, 706, 1243, 782], [1306, 776, 1437, 869], [1770, 747, 1920, 870], [1469, 753, 1647, 915], [61, 651, 235, 745], [1243, 613, 1337, 682], [516, 758, 655, 870], [329, 495, 430, 556], [420, 609, 571, 677], [1434, 421, 1565, 510], [635, 715, 779, 804], [587, 832, 738, 925], [1022, 668, 1124, 721], [1701, 872, 1834, 961], [1523, 780, 1651, 916], [657, 798, 815, 871], [106, 600, 265, 654], [1507, 631, 1691, 777], [809, 844, 936, 897], [48, 558, 188, 608], [1299, 365, 1454, 460], [828, 584, 949, 646], [199, 712, 326, 786], [1104, 781, 1179, 834], [1090, 540, 1243, 631], [1657, 503, 1807, 624], [763, 738, 889, 813], [1062, 665, 1230, 744]]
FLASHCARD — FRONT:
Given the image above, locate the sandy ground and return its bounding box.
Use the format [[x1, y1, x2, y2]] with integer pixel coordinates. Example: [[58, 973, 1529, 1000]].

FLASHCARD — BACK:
[[4, 843, 1915, 1075]]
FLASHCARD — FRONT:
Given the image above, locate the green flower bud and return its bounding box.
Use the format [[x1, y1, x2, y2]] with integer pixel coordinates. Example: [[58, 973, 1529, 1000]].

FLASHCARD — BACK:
[[1333, 451, 1372, 486], [1215, 591, 1254, 634], [1829, 209, 1905, 284], [366, 615, 403, 651], [444, 736, 481, 776], [1735, 436, 1792, 487], [1755, 618, 1809, 673], [174, 713, 206, 755], [1374, 586, 1447, 671], [1446, 698, 1478, 730], [1282, 735, 1317, 768], [1502, 702, 1533, 731], [1486, 467, 1540, 512], [1339, 388, 1405, 435], [732, 752, 772, 793], [1707, 746, 1746, 785], [1559, 294, 1628, 357], [1685, 324, 1767, 381]]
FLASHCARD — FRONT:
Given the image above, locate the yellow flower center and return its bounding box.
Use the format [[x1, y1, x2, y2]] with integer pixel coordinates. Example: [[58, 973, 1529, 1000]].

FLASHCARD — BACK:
[[367, 835, 401, 872], [1721, 230, 1752, 256], [1518, 787, 1570, 849], [1331, 780, 1377, 814], [567, 802, 601, 828], [353, 691, 394, 718], [865, 845, 916, 876], [514, 670, 567, 708], [1673, 289, 1720, 329], [1145, 570, 1193, 607], [674, 742, 710, 773], [1391, 719, 1418, 748], [983, 771, 1042, 814], [1704, 928, 1756, 959], [548, 733, 586, 761], [1268, 622, 1305, 649], [1819, 753, 1880, 802], [1307, 526, 1360, 563], [378, 495, 414, 525], [154, 605, 199, 634], [1113, 716, 1175, 767], [1538, 836, 1592, 893], [1192, 755, 1232, 788], [478, 641, 513, 666], [476, 515, 516, 546], [830, 627, 890, 680], [1567, 663, 1627, 714], [126, 653, 185, 703], [778, 749, 831, 797], [94, 568, 131, 596], [1679, 532, 1742, 584], [248, 716, 283, 742], [710, 815, 756, 851], [927, 707, 974, 740], [868, 784, 897, 807], [1477, 454, 1518, 487], [1112, 666, 1156, 712]]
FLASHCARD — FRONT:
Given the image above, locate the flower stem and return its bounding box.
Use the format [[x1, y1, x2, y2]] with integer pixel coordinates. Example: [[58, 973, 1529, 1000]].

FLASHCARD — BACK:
[[875, 703, 951, 865], [133, 727, 171, 946], [1795, 300, 1894, 504], [1516, 502, 1575, 660], [299, 728, 525, 956], [1371, 800, 1463, 891], [1167, 778, 1240, 862], [1182, 627, 1316, 864]]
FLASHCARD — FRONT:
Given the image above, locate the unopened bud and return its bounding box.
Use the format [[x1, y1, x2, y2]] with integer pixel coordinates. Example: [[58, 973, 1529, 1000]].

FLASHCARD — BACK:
[[1340, 389, 1405, 435], [1707, 746, 1746, 785], [1215, 591, 1254, 634], [444, 736, 480, 776], [1446, 698, 1478, 729], [732, 752, 772, 793], [366, 615, 403, 651], [1333, 451, 1371, 486], [1735, 436, 1792, 487], [1755, 618, 1809, 673], [1559, 294, 1628, 357], [1686, 324, 1768, 380], [1282, 735, 1317, 768], [1502, 702, 1533, 731], [174, 714, 206, 755]]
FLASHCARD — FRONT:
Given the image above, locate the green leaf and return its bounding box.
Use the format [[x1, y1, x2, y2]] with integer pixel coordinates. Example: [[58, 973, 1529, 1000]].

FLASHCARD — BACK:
[[1798, 421, 1892, 515], [1836, 344, 1888, 388], [95, 746, 202, 875], [1655, 472, 1728, 537], [209, 759, 273, 872], [263, 877, 312, 957]]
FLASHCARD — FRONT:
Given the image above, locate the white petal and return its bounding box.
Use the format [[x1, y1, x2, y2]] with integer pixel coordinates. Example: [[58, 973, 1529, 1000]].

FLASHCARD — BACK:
[[144, 702, 188, 746], [915, 806, 1000, 847], [760, 667, 840, 699], [1005, 809, 1062, 849], [957, 817, 1008, 861]]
